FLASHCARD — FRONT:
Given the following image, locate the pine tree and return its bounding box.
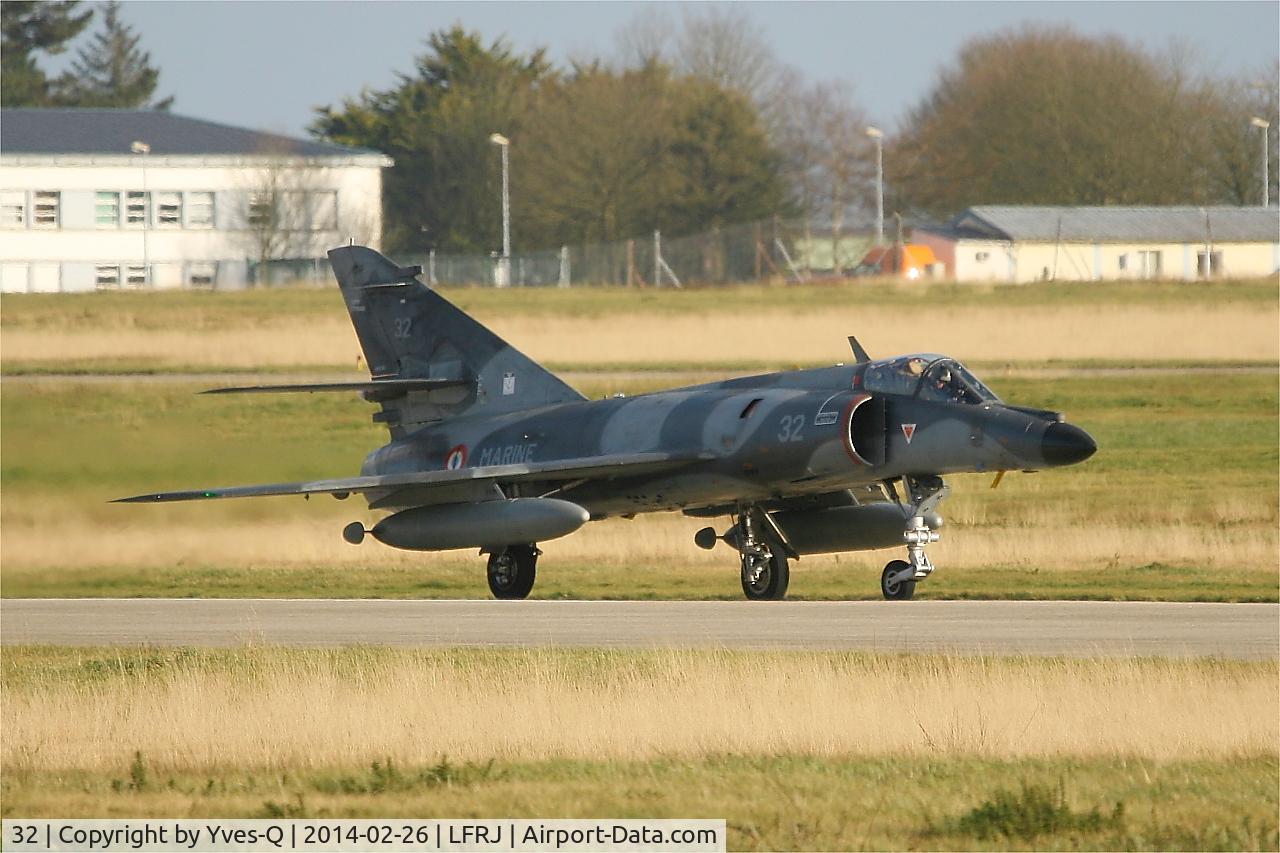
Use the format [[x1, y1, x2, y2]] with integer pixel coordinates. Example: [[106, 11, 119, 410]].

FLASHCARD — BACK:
[[60, 0, 172, 109], [1, 1, 94, 105]]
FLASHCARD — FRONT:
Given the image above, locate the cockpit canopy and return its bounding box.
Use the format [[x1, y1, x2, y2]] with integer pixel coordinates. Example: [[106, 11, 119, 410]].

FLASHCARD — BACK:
[[861, 354, 1000, 405]]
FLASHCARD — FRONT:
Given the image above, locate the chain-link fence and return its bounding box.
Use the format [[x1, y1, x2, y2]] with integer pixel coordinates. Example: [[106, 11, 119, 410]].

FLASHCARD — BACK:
[[248, 216, 880, 288]]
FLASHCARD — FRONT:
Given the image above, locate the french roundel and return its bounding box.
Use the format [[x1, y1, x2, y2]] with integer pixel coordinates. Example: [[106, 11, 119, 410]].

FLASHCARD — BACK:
[[445, 445, 467, 470]]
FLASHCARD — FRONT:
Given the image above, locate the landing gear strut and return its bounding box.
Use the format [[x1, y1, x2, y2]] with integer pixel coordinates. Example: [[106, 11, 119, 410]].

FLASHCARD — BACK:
[[487, 544, 538, 599], [881, 475, 949, 601]]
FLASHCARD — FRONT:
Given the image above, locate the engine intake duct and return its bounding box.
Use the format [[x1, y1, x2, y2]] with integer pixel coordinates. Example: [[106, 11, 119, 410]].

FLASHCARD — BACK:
[[772, 504, 911, 555]]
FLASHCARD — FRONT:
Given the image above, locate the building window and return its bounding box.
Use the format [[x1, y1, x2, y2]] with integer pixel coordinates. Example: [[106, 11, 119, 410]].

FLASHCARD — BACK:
[[95, 264, 122, 290], [187, 261, 217, 288], [247, 192, 273, 227], [187, 192, 214, 228], [96, 192, 121, 228], [1, 191, 26, 228], [974, 251, 989, 262], [156, 192, 182, 228], [1137, 250, 1162, 279], [32, 191, 59, 229], [311, 190, 338, 230], [124, 264, 148, 288], [125, 191, 149, 227], [1117, 254, 1127, 271]]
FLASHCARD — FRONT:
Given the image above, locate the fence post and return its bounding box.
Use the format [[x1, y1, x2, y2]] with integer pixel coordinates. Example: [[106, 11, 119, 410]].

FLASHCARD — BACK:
[[654, 230, 661, 288], [558, 246, 570, 287], [626, 239, 636, 287]]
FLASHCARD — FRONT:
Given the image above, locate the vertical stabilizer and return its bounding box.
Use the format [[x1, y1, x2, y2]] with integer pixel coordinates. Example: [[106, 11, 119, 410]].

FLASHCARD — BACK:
[[329, 246, 584, 435]]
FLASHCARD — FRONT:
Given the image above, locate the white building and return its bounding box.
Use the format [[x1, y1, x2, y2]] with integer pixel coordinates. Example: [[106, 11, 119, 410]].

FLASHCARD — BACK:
[[0, 108, 392, 292], [915, 206, 1280, 283]]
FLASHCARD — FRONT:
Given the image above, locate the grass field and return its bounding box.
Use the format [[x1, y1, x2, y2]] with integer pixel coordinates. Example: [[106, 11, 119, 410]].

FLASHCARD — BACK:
[[3, 646, 1276, 850], [2, 371, 1276, 600], [3, 279, 1277, 374]]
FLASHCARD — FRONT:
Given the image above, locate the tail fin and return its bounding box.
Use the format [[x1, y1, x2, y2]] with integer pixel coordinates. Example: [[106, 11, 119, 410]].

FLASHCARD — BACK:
[[329, 245, 584, 436]]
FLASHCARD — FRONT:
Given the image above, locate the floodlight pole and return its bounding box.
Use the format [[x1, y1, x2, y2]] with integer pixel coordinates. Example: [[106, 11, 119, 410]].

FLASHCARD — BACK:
[[490, 133, 511, 286], [866, 127, 884, 246], [1250, 117, 1270, 208]]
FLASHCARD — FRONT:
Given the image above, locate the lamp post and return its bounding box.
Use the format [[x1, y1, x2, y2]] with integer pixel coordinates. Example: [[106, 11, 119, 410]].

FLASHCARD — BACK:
[[865, 127, 884, 246], [131, 140, 150, 286], [1250, 117, 1270, 208], [489, 132, 511, 287]]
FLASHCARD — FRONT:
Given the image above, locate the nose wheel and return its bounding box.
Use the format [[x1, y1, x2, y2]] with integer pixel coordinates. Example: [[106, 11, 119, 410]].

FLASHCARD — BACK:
[[880, 560, 916, 600]]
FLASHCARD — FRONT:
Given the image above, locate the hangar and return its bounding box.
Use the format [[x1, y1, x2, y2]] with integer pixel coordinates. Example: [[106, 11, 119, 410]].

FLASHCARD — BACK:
[[915, 206, 1280, 283], [0, 108, 391, 292]]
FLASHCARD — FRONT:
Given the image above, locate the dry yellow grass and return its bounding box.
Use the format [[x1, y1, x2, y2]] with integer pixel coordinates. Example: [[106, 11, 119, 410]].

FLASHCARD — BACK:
[[2, 502, 1275, 574], [4, 302, 1277, 367], [3, 649, 1274, 775]]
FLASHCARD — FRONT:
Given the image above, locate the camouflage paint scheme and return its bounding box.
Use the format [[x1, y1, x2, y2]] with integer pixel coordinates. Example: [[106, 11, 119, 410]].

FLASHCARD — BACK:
[[120, 246, 1096, 600]]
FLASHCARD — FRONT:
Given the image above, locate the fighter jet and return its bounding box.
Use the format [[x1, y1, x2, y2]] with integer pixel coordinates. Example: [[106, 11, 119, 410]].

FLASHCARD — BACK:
[[118, 245, 1097, 601]]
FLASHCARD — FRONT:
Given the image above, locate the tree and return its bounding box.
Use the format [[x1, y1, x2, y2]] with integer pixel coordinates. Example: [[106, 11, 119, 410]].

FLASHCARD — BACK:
[[661, 78, 785, 235], [615, 5, 791, 136], [514, 63, 675, 247], [513, 63, 785, 251], [1201, 65, 1279, 206], [313, 26, 548, 254], [60, 1, 172, 109], [1, 1, 93, 105], [886, 25, 1239, 218], [234, 144, 376, 285]]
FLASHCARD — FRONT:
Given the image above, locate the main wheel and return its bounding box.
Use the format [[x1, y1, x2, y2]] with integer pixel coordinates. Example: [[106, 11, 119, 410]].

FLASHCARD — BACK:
[[741, 550, 789, 601], [880, 559, 916, 601], [487, 545, 537, 599]]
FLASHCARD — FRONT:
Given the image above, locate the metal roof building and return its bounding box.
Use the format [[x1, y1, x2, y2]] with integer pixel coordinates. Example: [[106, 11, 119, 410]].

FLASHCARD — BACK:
[[0, 108, 375, 159], [1, 108, 392, 292], [916, 206, 1280, 282]]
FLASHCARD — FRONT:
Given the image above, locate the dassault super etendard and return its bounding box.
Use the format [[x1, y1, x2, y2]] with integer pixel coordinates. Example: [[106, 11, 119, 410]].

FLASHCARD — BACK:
[[119, 246, 1097, 601]]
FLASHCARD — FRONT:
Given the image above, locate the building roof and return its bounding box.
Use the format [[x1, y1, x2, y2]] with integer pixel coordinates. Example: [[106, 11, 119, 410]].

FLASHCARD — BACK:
[[0, 108, 381, 159], [936, 206, 1280, 244]]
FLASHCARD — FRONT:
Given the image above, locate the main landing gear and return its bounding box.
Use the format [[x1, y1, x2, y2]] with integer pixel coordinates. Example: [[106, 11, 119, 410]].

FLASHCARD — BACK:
[[487, 544, 538, 599], [695, 509, 790, 601], [880, 475, 949, 601]]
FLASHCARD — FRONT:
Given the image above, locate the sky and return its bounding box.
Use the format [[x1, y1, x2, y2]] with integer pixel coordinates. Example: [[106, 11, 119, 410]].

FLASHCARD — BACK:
[[47, 1, 1280, 138]]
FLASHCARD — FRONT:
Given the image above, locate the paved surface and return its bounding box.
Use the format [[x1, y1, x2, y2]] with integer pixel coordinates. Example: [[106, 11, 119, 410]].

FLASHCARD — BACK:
[[2, 599, 1276, 658]]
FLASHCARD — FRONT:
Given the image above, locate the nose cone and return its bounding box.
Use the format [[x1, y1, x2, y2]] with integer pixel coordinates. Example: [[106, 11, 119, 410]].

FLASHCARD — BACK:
[[1041, 422, 1097, 467]]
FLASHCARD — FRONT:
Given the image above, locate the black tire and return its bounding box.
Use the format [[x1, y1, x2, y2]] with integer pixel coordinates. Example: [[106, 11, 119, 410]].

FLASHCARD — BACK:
[[487, 545, 537, 599], [741, 550, 789, 601], [881, 559, 916, 601]]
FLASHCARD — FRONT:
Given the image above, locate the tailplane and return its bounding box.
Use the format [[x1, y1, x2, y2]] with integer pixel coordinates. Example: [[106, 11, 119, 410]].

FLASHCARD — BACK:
[[329, 245, 584, 435]]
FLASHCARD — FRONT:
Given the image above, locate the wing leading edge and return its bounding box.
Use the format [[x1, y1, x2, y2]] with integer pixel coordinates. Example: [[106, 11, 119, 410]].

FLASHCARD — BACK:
[[112, 451, 710, 504]]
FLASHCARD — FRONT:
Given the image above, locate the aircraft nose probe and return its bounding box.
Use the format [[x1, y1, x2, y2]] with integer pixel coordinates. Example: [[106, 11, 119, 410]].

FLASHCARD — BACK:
[[1041, 422, 1098, 467]]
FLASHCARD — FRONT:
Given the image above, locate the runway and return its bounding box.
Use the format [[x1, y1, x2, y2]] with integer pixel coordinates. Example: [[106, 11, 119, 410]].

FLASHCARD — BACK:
[[2, 599, 1276, 657]]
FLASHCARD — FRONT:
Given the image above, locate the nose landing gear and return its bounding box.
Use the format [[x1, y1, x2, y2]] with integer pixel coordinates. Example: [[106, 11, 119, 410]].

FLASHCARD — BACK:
[[881, 475, 948, 600]]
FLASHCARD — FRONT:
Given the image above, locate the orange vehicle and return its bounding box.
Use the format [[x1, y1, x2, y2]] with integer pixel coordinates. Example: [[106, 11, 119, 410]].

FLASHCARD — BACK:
[[854, 243, 940, 279]]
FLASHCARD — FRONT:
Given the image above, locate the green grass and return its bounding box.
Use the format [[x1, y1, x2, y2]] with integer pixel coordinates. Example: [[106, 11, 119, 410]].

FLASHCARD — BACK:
[[3, 755, 1274, 850], [3, 373, 1275, 501], [1, 372, 1276, 600], [3, 559, 1272, 602]]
